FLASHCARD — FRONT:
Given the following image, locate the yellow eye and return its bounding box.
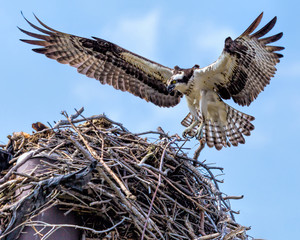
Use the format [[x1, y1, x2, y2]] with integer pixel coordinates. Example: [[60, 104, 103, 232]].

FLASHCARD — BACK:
[[172, 80, 177, 84]]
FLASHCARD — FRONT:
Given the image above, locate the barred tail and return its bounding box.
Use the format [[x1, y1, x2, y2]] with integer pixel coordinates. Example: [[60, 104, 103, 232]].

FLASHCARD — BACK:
[[203, 104, 255, 150], [181, 105, 255, 150]]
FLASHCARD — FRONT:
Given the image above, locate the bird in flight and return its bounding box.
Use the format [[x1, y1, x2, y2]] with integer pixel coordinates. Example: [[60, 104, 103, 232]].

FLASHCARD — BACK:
[[19, 12, 283, 150]]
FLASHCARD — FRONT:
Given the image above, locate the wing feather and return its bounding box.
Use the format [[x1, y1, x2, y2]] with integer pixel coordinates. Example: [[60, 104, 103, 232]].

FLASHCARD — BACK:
[[19, 15, 182, 107], [250, 16, 277, 38], [259, 32, 283, 44], [200, 12, 284, 106], [240, 12, 263, 36]]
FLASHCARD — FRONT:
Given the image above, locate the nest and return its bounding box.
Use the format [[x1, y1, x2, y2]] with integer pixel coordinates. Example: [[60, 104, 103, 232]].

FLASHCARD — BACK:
[[0, 108, 250, 240]]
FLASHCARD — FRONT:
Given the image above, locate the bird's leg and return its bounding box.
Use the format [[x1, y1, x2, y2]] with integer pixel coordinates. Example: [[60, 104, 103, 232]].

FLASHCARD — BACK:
[[195, 122, 204, 140], [182, 120, 200, 138]]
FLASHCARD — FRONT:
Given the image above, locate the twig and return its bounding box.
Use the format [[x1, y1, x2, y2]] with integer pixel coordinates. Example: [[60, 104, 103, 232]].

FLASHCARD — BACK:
[[196, 232, 221, 239], [0, 149, 43, 184], [54, 109, 128, 132], [223, 195, 244, 200], [141, 138, 175, 240], [66, 113, 135, 200], [2, 217, 128, 239], [193, 140, 205, 161]]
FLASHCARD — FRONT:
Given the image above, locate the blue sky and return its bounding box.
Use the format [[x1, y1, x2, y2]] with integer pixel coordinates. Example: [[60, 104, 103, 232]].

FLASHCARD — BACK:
[[1, 1, 299, 239]]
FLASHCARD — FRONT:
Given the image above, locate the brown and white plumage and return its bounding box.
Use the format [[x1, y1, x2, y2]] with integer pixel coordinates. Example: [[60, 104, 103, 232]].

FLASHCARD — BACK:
[[166, 12, 283, 150], [20, 12, 284, 150], [199, 12, 284, 107], [19, 14, 182, 108], [181, 106, 255, 150]]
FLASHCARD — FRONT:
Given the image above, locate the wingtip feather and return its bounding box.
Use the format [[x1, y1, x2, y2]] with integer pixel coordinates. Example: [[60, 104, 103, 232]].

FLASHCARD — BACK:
[[32, 48, 47, 54], [240, 12, 264, 37], [20, 39, 48, 46], [275, 53, 284, 58], [33, 13, 61, 33], [18, 26, 50, 40], [259, 32, 283, 44], [251, 15, 277, 39]]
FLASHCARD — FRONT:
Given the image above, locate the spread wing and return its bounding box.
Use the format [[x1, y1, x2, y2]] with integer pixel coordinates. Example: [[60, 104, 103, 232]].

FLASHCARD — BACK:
[[19, 14, 182, 107], [199, 12, 284, 106]]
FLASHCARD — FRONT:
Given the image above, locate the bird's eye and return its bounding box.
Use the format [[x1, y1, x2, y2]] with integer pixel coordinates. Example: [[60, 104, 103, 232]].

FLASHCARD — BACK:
[[172, 80, 177, 84]]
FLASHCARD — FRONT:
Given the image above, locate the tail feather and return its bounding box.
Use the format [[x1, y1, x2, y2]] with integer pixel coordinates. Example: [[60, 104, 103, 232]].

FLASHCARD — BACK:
[[181, 103, 254, 150], [204, 122, 213, 148], [181, 104, 255, 150], [203, 121, 228, 150], [225, 121, 244, 146], [216, 121, 228, 146], [225, 106, 247, 145], [213, 121, 227, 150], [225, 123, 236, 146]]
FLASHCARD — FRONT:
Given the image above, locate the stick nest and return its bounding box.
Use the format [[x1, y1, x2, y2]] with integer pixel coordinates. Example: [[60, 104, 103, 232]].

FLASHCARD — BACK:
[[0, 109, 251, 240]]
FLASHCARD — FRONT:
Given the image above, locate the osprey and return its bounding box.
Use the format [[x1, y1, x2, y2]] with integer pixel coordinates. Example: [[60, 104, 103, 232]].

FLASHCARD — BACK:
[[20, 12, 283, 150]]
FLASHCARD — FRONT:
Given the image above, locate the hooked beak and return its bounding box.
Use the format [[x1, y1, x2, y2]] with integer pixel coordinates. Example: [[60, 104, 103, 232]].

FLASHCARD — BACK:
[[167, 84, 175, 93]]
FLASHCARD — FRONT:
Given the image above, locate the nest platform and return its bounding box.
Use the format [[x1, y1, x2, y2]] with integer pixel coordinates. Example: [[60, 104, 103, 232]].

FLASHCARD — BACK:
[[0, 109, 250, 239]]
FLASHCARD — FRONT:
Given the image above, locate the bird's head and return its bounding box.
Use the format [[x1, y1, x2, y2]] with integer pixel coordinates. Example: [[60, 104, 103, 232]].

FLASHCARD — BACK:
[[167, 65, 199, 94]]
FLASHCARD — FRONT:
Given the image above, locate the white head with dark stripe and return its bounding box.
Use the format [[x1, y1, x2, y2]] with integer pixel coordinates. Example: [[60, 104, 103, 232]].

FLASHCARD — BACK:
[[167, 65, 199, 94]]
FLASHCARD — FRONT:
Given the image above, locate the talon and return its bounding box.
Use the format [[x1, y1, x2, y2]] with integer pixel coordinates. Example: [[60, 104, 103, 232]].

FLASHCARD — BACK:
[[182, 128, 192, 138], [182, 120, 200, 139], [195, 123, 204, 140]]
